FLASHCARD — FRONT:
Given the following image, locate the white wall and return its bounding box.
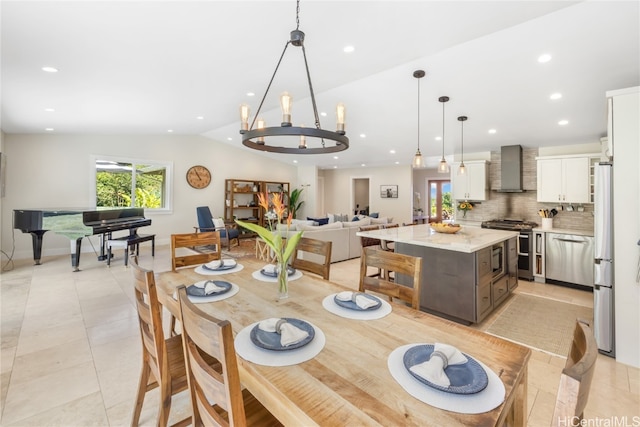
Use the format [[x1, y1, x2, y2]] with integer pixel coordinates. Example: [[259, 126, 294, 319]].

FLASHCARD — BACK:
[[1, 133, 297, 260], [609, 87, 640, 367], [320, 165, 413, 224]]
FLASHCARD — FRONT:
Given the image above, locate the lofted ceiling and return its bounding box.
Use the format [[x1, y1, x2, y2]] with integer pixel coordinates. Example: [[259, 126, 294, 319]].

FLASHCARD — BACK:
[[2, 1, 639, 169]]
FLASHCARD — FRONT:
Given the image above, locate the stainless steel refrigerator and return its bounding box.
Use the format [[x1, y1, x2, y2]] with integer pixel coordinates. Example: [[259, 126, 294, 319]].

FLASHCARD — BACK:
[[594, 162, 615, 357]]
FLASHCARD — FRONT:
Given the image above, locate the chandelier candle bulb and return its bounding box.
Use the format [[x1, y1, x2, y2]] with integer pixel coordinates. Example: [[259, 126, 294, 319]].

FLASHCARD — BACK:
[[280, 92, 292, 126], [336, 103, 346, 134], [299, 124, 307, 149], [256, 118, 266, 144], [240, 104, 250, 132]]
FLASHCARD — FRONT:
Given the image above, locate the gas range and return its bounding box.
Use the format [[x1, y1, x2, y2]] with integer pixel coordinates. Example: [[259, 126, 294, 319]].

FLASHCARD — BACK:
[[481, 219, 538, 232]]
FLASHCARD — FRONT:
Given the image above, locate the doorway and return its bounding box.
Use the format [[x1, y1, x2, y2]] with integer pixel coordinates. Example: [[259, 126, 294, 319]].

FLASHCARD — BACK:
[[352, 178, 370, 216]]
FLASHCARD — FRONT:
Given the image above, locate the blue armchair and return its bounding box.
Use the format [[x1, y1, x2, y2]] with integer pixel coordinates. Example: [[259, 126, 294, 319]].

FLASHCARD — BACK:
[[195, 206, 240, 250]]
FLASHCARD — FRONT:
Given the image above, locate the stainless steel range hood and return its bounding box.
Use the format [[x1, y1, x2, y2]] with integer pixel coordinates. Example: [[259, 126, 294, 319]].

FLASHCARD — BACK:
[[498, 145, 524, 192]]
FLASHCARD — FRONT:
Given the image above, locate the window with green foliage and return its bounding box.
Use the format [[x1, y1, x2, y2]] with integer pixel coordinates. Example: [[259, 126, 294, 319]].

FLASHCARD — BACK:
[[429, 180, 452, 221], [93, 157, 173, 211]]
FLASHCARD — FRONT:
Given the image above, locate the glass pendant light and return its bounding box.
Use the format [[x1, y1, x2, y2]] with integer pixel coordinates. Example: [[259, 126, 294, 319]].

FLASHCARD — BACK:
[[458, 116, 468, 175], [412, 70, 426, 169], [437, 96, 450, 173]]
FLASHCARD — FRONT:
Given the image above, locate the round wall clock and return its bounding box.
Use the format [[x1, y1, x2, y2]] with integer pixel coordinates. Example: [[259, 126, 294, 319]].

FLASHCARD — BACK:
[[186, 165, 212, 189]]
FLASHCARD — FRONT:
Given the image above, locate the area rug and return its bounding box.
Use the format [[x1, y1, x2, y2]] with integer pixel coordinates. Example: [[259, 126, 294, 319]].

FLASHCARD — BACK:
[[222, 238, 257, 259], [486, 293, 592, 357]]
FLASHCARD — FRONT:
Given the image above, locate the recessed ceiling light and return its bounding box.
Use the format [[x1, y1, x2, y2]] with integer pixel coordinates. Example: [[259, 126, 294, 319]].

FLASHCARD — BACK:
[[227, 137, 233, 141], [45, 128, 54, 131], [488, 129, 497, 134], [343, 46, 355, 53], [361, 163, 366, 167], [293, 160, 298, 163], [246, 92, 255, 97], [333, 165, 338, 169], [390, 149, 396, 154], [333, 156, 339, 159], [42, 66, 58, 73], [359, 133, 366, 138], [196, 116, 204, 120], [550, 93, 562, 100], [320, 112, 327, 117], [434, 136, 442, 141], [558, 120, 569, 126], [395, 161, 400, 164], [44, 108, 55, 112], [538, 54, 552, 63], [167, 129, 173, 133]]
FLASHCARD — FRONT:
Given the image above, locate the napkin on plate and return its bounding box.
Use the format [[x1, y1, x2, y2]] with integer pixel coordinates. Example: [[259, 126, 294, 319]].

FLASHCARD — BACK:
[[205, 258, 237, 270], [258, 318, 309, 347], [262, 264, 276, 274], [335, 291, 378, 309], [189, 280, 227, 296], [409, 343, 469, 387]]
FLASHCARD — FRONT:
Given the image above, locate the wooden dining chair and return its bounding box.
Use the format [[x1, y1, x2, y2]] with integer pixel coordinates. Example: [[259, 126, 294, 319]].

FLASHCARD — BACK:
[[552, 319, 598, 426], [359, 225, 383, 278], [291, 237, 332, 280], [130, 256, 195, 427], [171, 231, 221, 272], [359, 247, 422, 310], [380, 223, 399, 252], [176, 285, 282, 427]]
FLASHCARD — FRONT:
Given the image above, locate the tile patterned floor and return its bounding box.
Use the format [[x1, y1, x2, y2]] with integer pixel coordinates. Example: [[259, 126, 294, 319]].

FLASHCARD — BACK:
[[1, 246, 638, 426]]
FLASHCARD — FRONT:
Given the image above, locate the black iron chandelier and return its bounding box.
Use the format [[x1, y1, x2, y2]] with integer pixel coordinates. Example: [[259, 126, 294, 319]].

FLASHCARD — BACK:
[[239, 0, 349, 154]]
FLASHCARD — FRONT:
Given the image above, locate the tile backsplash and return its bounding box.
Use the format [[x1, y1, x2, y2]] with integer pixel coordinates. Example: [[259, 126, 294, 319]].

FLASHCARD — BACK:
[[455, 148, 594, 232]]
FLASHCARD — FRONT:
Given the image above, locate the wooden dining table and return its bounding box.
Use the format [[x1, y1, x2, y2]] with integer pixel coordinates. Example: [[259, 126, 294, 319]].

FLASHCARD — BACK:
[[156, 257, 531, 426]]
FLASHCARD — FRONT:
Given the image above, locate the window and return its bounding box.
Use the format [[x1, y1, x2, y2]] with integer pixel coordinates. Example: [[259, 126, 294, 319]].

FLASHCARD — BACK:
[[91, 156, 173, 212], [428, 180, 452, 222]]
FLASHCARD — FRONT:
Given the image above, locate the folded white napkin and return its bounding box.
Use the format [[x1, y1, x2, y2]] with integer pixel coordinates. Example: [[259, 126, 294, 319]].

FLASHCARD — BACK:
[[206, 258, 237, 269], [258, 318, 309, 347], [409, 343, 469, 387], [262, 264, 276, 274], [193, 280, 227, 295], [335, 291, 378, 309]]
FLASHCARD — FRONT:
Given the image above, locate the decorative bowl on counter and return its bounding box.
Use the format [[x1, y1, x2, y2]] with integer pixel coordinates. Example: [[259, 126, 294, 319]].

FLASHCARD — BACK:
[[430, 223, 462, 234]]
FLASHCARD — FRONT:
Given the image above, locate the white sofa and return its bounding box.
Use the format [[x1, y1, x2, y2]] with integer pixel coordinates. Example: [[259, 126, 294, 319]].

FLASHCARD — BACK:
[[281, 216, 394, 263]]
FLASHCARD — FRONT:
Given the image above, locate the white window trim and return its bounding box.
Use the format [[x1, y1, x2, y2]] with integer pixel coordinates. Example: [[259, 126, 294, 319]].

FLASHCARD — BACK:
[[90, 154, 174, 214]]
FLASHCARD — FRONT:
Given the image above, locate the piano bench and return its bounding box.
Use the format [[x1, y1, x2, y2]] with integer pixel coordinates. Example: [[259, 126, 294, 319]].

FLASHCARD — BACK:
[[107, 234, 155, 267]]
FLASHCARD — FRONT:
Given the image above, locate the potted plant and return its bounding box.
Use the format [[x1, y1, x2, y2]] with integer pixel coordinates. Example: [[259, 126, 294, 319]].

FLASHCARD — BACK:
[[289, 188, 305, 219]]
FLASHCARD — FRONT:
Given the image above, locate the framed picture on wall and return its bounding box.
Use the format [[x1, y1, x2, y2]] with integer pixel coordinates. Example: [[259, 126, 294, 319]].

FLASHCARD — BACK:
[[380, 185, 398, 199]]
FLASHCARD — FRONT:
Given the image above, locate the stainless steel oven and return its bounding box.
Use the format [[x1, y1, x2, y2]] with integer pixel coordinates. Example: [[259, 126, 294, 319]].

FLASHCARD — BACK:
[[481, 219, 537, 281]]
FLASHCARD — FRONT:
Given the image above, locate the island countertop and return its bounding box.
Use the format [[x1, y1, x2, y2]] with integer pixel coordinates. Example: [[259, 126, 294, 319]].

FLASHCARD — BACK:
[[357, 224, 518, 253]]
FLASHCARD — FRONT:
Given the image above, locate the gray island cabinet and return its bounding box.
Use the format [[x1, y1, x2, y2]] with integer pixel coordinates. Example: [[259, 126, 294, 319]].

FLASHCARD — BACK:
[[356, 224, 518, 324]]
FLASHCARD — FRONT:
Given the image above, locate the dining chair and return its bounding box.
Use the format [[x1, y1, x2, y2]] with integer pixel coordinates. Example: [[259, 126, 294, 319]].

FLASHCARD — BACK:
[[176, 285, 282, 427], [552, 318, 598, 425], [171, 231, 221, 273], [380, 223, 399, 252], [291, 237, 332, 280], [359, 225, 383, 278], [359, 247, 422, 310], [195, 206, 240, 250], [130, 256, 204, 427]]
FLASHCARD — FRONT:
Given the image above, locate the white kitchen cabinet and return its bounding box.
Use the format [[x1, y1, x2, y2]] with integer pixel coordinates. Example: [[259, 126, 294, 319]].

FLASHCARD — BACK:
[[451, 161, 488, 201], [536, 156, 590, 203]]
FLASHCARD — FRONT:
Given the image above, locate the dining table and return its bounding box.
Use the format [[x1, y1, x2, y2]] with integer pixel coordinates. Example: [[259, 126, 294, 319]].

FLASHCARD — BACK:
[[156, 256, 531, 426]]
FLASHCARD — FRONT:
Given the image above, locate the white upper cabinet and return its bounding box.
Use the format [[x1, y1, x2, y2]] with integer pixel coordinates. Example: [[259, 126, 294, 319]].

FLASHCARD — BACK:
[[451, 161, 488, 201], [537, 156, 590, 203]]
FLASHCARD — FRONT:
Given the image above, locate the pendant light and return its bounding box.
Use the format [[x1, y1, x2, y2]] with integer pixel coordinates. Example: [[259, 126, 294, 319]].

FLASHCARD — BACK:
[[437, 96, 450, 173], [458, 116, 468, 175], [238, 0, 349, 154], [412, 70, 426, 169]]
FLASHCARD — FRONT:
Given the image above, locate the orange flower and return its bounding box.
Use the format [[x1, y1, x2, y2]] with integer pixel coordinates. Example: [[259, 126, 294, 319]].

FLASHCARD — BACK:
[[271, 192, 286, 220], [287, 212, 293, 227], [257, 193, 269, 211]]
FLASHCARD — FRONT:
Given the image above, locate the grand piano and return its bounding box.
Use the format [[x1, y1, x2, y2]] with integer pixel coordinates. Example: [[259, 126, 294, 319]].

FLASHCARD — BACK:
[[14, 207, 152, 271]]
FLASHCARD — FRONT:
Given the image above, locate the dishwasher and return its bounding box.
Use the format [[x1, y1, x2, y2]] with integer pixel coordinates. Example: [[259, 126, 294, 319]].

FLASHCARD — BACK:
[[545, 232, 594, 287]]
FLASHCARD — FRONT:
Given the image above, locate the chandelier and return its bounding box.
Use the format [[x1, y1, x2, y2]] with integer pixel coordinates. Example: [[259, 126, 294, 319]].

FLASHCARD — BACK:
[[458, 116, 468, 175], [437, 96, 450, 173], [239, 0, 349, 154]]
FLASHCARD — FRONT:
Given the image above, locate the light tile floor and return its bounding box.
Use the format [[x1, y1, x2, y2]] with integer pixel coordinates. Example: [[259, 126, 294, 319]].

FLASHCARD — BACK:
[[1, 245, 638, 426]]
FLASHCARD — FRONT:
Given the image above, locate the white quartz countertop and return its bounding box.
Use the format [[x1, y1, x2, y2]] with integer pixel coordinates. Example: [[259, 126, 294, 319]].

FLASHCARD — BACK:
[[356, 224, 518, 253]]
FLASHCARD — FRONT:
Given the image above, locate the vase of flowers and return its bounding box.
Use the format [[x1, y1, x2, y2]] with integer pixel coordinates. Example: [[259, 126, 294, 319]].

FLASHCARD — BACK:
[[457, 201, 474, 218], [236, 192, 303, 300]]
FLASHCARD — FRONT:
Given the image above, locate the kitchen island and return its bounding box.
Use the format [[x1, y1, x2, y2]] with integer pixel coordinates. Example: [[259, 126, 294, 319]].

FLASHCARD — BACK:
[[357, 224, 519, 324]]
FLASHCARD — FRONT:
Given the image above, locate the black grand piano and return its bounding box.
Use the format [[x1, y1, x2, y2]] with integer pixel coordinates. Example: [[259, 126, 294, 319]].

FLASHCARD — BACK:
[[14, 207, 151, 271]]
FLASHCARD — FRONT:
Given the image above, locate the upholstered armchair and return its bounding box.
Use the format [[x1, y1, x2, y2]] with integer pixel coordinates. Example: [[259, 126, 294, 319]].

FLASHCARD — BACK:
[[195, 206, 240, 250]]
